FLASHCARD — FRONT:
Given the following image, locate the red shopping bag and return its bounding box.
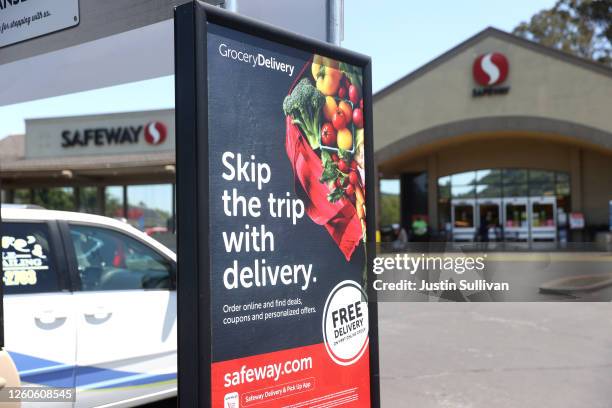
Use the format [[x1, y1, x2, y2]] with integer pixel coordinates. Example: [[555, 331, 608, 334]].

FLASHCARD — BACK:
[[285, 115, 362, 261]]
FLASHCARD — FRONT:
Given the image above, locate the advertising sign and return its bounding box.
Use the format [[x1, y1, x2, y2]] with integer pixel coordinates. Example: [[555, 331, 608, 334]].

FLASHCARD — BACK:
[[0, 0, 79, 48], [569, 212, 585, 230], [175, 2, 378, 407]]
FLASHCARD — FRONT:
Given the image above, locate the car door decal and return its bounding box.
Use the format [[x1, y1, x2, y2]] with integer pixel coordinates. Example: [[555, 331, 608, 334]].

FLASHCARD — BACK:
[[9, 351, 176, 390]]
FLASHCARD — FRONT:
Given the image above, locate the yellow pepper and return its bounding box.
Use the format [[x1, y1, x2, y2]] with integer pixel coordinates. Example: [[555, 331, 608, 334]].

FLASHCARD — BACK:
[[311, 55, 342, 96]]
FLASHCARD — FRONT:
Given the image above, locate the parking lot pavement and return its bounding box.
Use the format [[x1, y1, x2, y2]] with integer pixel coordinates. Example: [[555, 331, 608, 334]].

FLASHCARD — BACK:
[[378, 302, 612, 408]]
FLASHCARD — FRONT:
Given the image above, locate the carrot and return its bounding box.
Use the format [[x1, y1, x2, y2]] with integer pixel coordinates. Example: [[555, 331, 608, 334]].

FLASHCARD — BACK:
[[355, 185, 365, 205]]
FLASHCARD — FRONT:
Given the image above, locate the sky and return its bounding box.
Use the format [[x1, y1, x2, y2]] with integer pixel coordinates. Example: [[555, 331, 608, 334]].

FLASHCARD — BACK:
[[0, 1, 556, 207], [0, 0, 556, 140]]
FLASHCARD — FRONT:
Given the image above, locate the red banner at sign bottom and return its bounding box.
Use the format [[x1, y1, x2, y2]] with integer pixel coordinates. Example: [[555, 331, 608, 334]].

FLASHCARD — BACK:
[[212, 342, 370, 407]]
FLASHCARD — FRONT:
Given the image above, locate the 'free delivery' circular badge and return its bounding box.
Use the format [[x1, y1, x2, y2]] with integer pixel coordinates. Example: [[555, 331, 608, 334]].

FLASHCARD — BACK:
[[322, 280, 369, 366]]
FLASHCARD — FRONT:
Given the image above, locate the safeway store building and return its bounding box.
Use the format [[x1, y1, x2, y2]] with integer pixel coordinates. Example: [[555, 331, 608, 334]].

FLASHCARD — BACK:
[[0, 109, 176, 233], [374, 27, 612, 243]]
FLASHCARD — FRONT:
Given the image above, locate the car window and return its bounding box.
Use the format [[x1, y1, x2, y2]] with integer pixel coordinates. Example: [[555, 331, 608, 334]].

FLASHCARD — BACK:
[[1, 222, 60, 295], [69, 224, 173, 291]]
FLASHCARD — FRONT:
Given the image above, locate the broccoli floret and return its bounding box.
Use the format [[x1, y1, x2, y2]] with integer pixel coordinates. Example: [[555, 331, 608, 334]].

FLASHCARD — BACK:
[[283, 78, 325, 149]]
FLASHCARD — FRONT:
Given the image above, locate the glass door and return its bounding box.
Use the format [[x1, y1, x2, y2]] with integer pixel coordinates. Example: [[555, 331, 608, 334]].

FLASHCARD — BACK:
[[531, 196, 557, 241], [503, 197, 529, 241], [451, 199, 476, 241], [477, 199, 502, 241]]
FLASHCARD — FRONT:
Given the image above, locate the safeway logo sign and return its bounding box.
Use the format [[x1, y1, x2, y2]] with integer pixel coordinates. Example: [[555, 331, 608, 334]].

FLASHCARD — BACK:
[[61, 121, 168, 148], [472, 52, 510, 97], [473, 52, 509, 85], [145, 121, 168, 145]]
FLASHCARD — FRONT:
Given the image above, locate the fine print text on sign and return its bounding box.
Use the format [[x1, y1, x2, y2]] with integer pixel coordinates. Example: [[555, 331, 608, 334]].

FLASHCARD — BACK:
[[0, 0, 79, 48]]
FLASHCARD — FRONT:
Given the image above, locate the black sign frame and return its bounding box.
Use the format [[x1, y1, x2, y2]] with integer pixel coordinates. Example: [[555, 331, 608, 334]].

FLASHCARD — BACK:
[[174, 2, 379, 406], [0, 184, 4, 348]]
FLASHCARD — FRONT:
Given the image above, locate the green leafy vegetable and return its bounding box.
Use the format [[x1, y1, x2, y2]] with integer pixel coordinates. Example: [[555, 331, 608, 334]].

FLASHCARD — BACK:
[[321, 150, 333, 166], [283, 78, 325, 150], [339, 62, 362, 89], [320, 154, 338, 183], [337, 148, 352, 163], [328, 187, 345, 203]]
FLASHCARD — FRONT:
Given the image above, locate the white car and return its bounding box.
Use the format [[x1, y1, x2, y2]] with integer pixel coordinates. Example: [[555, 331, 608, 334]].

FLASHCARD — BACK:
[[1, 206, 177, 407]]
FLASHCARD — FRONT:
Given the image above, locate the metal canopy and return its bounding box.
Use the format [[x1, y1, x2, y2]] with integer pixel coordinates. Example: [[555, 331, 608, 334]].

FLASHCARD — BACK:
[[0, 0, 339, 108]]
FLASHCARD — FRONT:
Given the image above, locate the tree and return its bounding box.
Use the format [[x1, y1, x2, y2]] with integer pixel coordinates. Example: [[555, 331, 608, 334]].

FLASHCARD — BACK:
[[379, 193, 400, 227], [30, 188, 75, 211], [513, 0, 612, 66]]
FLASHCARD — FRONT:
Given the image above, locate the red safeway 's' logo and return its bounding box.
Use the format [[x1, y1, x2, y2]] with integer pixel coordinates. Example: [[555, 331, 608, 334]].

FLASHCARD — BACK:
[[144, 121, 167, 145], [472, 52, 509, 86]]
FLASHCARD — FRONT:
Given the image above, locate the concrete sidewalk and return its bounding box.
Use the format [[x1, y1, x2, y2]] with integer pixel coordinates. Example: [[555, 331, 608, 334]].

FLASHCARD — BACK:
[[378, 303, 612, 407]]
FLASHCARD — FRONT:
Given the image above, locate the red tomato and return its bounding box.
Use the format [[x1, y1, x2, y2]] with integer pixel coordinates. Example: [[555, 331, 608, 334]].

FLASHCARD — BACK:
[[332, 109, 347, 130], [349, 85, 360, 105], [338, 160, 349, 173], [349, 171, 359, 185], [352, 108, 364, 128], [338, 86, 347, 99], [346, 184, 355, 196], [350, 160, 358, 170], [321, 123, 337, 146], [338, 101, 353, 125], [331, 153, 339, 162]]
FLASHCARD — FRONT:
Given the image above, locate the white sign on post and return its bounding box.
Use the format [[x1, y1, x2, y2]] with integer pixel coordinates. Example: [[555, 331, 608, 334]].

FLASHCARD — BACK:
[[0, 0, 79, 48]]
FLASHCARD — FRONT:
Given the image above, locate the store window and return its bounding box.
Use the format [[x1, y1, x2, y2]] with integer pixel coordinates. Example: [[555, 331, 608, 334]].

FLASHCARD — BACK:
[[476, 184, 501, 198], [476, 169, 501, 198], [105, 186, 125, 219], [505, 202, 527, 228], [528, 170, 555, 196], [32, 187, 75, 211], [556, 173, 570, 196], [437, 168, 571, 234], [438, 176, 451, 200], [503, 169, 528, 184], [437, 176, 451, 230], [532, 202, 555, 227], [379, 179, 400, 227], [78, 186, 99, 214], [451, 185, 475, 199], [13, 189, 31, 204], [476, 169, 501, 184], [504, 184, 529, 197], [439, 169, 568, 200], [454, 205, 474, 228], [451, 171, 476, 186], [127, 184, 173, 232]]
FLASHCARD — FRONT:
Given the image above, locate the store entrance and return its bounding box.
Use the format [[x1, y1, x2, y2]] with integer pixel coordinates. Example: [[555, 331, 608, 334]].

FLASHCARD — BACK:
[[451, 196, 557, 242], [441, 169, 568, 243]]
